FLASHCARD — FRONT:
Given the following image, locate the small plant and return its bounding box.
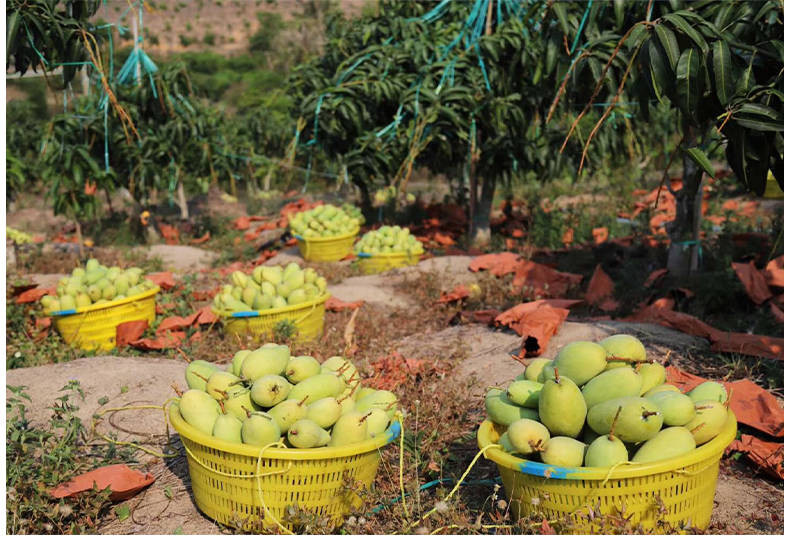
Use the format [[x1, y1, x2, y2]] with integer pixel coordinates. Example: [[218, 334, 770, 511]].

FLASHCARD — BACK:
[[273, 319, 297, 343], [203, 32, 216, 46], [179, 34, 194, 47]]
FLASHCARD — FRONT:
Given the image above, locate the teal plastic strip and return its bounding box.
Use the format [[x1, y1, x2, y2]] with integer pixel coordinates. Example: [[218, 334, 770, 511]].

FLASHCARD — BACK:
[[51, 309, 77, 316], [231, 311, 260, 318]]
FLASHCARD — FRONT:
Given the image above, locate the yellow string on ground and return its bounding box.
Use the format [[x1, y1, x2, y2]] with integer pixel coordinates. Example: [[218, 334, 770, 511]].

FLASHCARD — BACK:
[[397, 411, 409, 520]]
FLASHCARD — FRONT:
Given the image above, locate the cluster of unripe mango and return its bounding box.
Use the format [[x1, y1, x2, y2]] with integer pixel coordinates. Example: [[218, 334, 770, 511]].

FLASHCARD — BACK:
[[354, 225, 424, 256], [211, 263, 328, 313], [40, 259, 155, 312], [486, 334, 730, 468], [288, 204, 361, 239], [175, 344, 399, 449]]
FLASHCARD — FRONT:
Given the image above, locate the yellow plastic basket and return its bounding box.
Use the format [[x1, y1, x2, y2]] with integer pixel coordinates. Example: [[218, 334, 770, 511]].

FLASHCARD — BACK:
[[46, 286, 160, 352], [168, 404, 401, 532], [215, 292, 330, 343], [294, 227, 359, 262], [477, 411, 737, 534], [356, 250, 423, 275]]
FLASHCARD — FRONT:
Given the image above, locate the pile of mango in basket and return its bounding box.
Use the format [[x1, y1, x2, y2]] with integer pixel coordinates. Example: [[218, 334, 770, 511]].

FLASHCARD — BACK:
[[487, 335, 730, 467], [288, 204, 361, 238], [211, 263, 328, 313], [354, 225, 424, 255], [177, 344, 399, 448], [40, 259, 155, 312]]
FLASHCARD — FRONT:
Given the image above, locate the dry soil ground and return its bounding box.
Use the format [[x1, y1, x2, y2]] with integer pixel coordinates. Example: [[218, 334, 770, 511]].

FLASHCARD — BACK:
[[6, 255, 784, 535]]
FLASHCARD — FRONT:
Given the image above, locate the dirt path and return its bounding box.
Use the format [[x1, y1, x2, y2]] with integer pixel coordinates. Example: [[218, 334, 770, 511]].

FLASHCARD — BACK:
[[5, 256, 782, 534]]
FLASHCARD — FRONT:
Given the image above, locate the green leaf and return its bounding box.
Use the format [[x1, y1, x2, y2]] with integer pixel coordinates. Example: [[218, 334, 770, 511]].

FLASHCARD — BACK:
[[116, 505, 130, 521], [647, 36, 673, 102], [654, 24, 680, 70], [661, 13, 709, 55], [552, 2, 570, 36], [97, 396, 109, 406], [164, 486, 173, 500], [675, 48, 701, 119], [614, 0, 625, 29], [684, 147, 717, 178], [711, 40, 734, 106]]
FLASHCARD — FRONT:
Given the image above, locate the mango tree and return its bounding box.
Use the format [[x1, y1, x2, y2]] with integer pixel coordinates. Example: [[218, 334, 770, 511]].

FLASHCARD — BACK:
[[555, 0, 783, 276]]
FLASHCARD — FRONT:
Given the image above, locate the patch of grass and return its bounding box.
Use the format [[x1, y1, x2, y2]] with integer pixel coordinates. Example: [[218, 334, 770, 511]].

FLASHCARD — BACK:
[[6, 382, 134, 534]]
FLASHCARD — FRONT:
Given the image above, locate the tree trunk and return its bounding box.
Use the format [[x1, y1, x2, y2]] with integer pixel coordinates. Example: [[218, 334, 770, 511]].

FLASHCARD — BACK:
[[177, 181, 189, 219], [471, 176, 495, 247], [666, 123, 704, 277], [354, 179, 374, 222]]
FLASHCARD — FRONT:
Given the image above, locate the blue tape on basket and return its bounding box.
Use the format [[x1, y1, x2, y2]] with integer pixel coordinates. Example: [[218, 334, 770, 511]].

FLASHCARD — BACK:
[[517, 460, 582, 479], [356, 252, 373, 258], [51, 309, 77, 316], [385, 420, 402, 443], [293, 234, 304, 241], [231, 311, 260, 318]]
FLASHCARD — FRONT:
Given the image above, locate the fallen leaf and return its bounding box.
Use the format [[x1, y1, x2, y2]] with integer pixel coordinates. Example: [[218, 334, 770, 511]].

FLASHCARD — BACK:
[[512, 261, 583, 298], [643, 268, 668, 288], [495, 300, 581, 356], [433, 232, 455, 246], [584, 264, 619, 311], [130, 331, 185, 351], [49, 465, 155, 502], [763, 256, 784, 288], [326, 297, 364, 311], [158, 223, 180, 245], [157, 314, 198, 334], [437, 284, 470, 304], [468, 252, 522, 276], [233, 216, 251, 230], [448, 309, 499, 326], [732, 261, 773, 305], [116, 321, 149, 347], [145, 272, 176, 291], [84, 181, 97, 196], [35, 317, 52, 329], [511, 228, 525, 238], [190, 232, 211, 244], [16, 288, 53, 304], [592, 227, 608, 244], [194, 305, 219, 325], [562, 227, 574, 245]]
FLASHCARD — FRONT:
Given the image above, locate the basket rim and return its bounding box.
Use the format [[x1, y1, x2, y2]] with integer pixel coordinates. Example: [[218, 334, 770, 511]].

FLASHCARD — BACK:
[[292, 225, 360, 243], [45, 286, 161, 317], [477, 410, 737, 480], [168, 403, 400, 459], [212, 291, 331, 319], [355, 249, 425, 259]]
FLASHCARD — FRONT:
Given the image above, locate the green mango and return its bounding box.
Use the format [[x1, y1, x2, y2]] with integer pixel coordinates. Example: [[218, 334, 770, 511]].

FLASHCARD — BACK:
[[636, 362, 666, 395], [306, 397, 343, 428], [276, 281, 293, 299], [287, 288, 308, 305], [584, 433, 629, 467], [186, 360, 219, 391], [686, 381, 728, 404], [315, 277, 327, 293], [356, 387, 377, 401], [538, 362, 556, 383], [363, 408, 391, 437], [179, 390, 221, 435], [75, 293, 92, 308], [272, 296, 288, 309], [684, 400, 728, 445], [230, 350, 252, 376], [212, 411, 243, 443], [540, 437, 586, 468], [648, 391, 695, 426], [506, 380, 543, 408], [242, 286, 258, 307], [632, 426, 696, 463], [598, 334, 647, 370], [205, 371, 245, 401], [72, 267, 86, 279], [581, 367, 642, 408], [259, 266, 284, 285], [329, 412, 370, 447], [85, 284, 100, 302], [554, 341, 608, 386], [354, 390, 398, 418], [587, 397, 663, 443], [304, 284, 320, 300], [304, 268, 318, 284], [114, 276, 129, 296], [285, 356, 321, 384], [643, 384, 681, 397], [485, 389, 539, 427], [230, 270, 249, 289], [241, 412, 281, 446], [507, 419, 550, 455], [60, 294, 76, 311], [321, 356, 359, 387], [581, 424, 601, 445], [287, 373, 345, 405], [252, 292, 273, 311], [259, 281, 277, 298], [287, 419, 331, 448], [267, 399, 308, 432], [250, 374, 292, 408], [223, 390, 259, 421], [240, 344, 291, 380], [524, 358, 552, 382], [101, 284, 116, 300], [538, 373, 586, 438]]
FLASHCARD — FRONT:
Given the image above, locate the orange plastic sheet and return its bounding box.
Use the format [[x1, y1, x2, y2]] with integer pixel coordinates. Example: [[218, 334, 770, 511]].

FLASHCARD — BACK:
[[624, 306, 783, 359], [326, 297, 364, 311], [468, 252, 522, 276], [584, 264, 619, 311], [732, 261, 774, 305], [190, 232, 211, 244], [495, 299, 582, 356], [16, 287, 55, 304], [116, 320, 149, 347], [49, 465, 155, 502], [727, 436, 784, 480], [145, 272, 176, 291], [643, 268, 668, 288], [158, 223, 180, 245], [592, 227, 609, 244], [437, 284, 470, 304], [512, 261, 583, 298]]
